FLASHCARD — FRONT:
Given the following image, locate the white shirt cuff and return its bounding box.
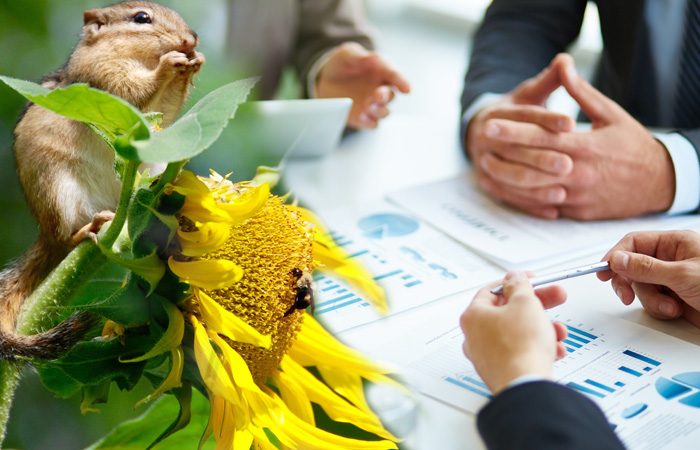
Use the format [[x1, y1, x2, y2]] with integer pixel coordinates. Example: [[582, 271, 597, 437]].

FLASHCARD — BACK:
[[654, 132, 700, 215], [503, 373, 549, 391], [307, 48, 338, 99], [461, 92, 505, 148]]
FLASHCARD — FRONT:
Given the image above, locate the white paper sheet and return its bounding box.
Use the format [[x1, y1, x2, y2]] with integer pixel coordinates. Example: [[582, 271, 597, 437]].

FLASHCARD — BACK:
[[311, 201, 502, 333], [377, 302, 700, 450], [388, 172, 700, 270]]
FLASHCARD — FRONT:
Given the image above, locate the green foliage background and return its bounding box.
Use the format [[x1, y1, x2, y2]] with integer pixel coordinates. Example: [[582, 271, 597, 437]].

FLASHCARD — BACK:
[[0, 1, 300, 448]]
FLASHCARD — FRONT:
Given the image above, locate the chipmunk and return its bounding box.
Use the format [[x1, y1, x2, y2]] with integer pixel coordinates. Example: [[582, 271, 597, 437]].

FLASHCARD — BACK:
[[0, 1, 204, 360]]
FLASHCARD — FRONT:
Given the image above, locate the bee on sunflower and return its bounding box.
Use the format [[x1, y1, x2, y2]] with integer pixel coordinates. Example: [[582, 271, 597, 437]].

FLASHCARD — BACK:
[[0, 76, 403, 449]]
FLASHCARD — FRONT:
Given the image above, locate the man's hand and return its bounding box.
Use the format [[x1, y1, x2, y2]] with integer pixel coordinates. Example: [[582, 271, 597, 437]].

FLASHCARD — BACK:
[[597, 230, 700, 328], [467, 53, 676, 220], [316, 42, 410, 129], [466, 54, 576, 219], [460, 271, 568, 395]]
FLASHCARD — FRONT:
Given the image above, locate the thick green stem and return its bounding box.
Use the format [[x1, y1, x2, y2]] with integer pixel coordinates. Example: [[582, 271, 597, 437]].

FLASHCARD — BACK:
[[102, 159, 139, 249], [16, 241, 106, 335], [0, 242, 107, 443], [0, 363, 20, 445]]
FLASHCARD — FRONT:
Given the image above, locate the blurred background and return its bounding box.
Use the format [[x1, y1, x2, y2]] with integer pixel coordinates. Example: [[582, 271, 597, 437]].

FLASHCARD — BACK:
[[0, 1, 601, 448]]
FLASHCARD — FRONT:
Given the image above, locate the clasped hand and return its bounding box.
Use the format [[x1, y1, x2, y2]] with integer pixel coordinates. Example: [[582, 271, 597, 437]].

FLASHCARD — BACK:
[[466, 53, 675, 220]]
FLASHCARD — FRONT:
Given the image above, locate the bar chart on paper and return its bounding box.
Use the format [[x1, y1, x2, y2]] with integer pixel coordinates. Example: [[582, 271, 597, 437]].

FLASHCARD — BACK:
[[312, 202, 501, 333]]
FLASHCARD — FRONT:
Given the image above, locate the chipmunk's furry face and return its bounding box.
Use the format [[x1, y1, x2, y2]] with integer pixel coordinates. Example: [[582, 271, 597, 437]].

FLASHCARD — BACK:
[[81, 1, 198, 68]]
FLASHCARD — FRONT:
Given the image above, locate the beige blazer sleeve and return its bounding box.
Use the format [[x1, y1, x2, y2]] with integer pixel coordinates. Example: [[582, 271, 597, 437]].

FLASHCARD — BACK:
[[225, 0, 373, 99]]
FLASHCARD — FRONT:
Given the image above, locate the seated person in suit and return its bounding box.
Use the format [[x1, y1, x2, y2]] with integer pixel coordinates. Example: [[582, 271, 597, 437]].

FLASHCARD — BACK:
[[462, 229, 700, 449], [462, 0, 700, 220], [225, 0, 410, 129]]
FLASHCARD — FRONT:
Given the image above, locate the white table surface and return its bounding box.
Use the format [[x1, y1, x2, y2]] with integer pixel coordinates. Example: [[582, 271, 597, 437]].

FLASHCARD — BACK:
[[281, 6, 700, 449]]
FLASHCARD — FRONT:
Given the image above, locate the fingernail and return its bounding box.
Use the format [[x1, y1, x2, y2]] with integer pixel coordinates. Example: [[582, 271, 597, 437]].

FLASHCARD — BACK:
[[369, 103, 380, 114], [553, 158, 570, 174], [558, 117, 572, 131], [485, 123, 500, 138], [505, 270, 526, 281], [548, 189, 565, 203], [659, 301, 675, 316], [615, 288, 623, 301], [616, 252, 629, 270], [480, 156, 490, 172]]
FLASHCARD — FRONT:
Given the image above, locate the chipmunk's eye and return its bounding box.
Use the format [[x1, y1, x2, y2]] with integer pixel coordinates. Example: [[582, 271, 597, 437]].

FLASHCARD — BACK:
[[133, 12, 151, 24]]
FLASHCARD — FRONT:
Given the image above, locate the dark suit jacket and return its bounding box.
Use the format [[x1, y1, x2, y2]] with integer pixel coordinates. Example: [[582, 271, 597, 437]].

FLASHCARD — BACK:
[[461, 0, 700, 150], [477, 381, 625, 450]]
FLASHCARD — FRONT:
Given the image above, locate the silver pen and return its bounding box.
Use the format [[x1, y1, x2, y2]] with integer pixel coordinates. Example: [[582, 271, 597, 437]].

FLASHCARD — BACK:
[[490, 261, 611, 295]]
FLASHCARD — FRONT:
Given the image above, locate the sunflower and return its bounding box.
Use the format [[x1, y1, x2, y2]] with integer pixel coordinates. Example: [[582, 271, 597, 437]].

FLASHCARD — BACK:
[[161, 171, 399, 449]]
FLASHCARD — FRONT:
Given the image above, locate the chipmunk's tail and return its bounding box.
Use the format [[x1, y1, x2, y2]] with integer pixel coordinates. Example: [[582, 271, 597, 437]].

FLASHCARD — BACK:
[[0, 312, 97, 360], [0, 236, 95, 361]]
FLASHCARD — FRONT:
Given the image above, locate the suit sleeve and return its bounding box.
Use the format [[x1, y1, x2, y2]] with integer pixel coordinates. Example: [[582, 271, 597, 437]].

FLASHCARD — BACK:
[[461, 0, 588, 114], [477, 381, 625, 450], [294, 0, 374, 97]]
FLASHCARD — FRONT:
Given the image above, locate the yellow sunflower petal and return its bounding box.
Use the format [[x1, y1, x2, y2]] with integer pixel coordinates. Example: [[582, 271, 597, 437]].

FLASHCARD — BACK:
[[313, 241, 388, 315], [178, 222, 231, 257], [196, 290, 270, 348], [280, 358, 399, 441], [216, 183, 270, 223], [272, 368, 315, 425], [209, 332, 268, 395], [233, 429, 254, 450], [168, 257, 243, 289], [214, 396, 236, 449], [290, 314, 394, 378], [252, 390, 398, 450], [134, 347, 184, 408], [191, 317, 246, 419], [289, 206, 388, 314]]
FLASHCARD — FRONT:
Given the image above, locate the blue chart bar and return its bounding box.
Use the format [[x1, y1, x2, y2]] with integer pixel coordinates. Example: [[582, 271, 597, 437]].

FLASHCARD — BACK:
[[405, 280, 423, 288], [446, 377, 491, 399], [374, 270, 403, 281], [619, 366, 643, 377], [643, 367, 652, 372], [346, 249, 369, 259], [623, 350, 661, 366], [584, 379, 616, 393], [565, 325, 598, 340], [567, 382, 606, 398], [321, 283, 342, 292], [462, 375, 489, 390], [566, 347, 575, 353], [567, 334, 591, 344], [563, 339, 582, 349], [615, 382, 625, 387]]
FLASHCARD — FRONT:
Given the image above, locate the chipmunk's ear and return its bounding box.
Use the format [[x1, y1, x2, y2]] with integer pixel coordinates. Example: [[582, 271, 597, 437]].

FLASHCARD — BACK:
[[82, 9, 105, 40]]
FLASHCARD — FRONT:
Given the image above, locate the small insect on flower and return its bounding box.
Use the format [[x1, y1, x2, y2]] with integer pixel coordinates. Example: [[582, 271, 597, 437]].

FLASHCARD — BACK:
[[284, 268, 315, 317]]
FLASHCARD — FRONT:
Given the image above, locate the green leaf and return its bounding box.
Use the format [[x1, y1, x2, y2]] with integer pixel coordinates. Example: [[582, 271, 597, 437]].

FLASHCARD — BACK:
[[77, 276, 149, 326], [53, 331, 153, 389], [146, 383, 192, 449], [0, 76, 148, 140], [250, 165, 282, 189], [85, 384, 215, 450], [81, 381, 111, 415], [130, 78, 258, 163], [105, 251, 165, 295], [120, 295, 184, 363], [35, 364, 82, 398]]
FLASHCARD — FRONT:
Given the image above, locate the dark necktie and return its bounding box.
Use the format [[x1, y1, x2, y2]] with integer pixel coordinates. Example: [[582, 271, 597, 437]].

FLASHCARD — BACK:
[[674, 0, 700, 128]]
